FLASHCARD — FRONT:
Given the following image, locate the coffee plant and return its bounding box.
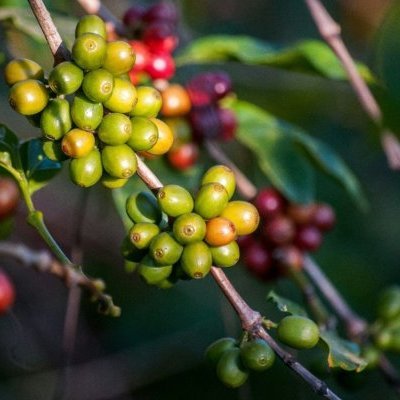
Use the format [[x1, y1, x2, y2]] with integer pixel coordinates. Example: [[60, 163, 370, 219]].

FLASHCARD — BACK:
[[0, 0, 399, 399]]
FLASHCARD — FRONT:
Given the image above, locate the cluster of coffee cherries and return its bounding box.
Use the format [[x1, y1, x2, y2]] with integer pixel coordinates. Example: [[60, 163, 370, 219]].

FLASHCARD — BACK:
[[373, 286, 400, 353], [121, 165, 259, 287], [122, 1, 179, 82], [206, 314, 319, 388], [5, 15, 174, 189], [156, 71, 237, 171], [239, 188, 336, 280]]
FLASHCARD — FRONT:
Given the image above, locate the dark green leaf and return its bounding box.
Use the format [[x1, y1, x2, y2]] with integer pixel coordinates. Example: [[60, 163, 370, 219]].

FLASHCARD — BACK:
[[177, 36, 374, 82], [228, 99, 366, 208], [19, 138, 61, 194], [288, 129, 368, 211], [0, 216, 14, 240], [229, 99, 315, 203], [0, 7, 76, 48], [320, 331, 367, 372], [267, 290, 308, 317], [0, 124, 20, 170], [376, 3, 400, 105]]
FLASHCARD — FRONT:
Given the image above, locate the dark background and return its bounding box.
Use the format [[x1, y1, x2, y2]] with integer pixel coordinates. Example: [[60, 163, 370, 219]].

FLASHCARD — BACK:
[[0, 0, 399, 399]]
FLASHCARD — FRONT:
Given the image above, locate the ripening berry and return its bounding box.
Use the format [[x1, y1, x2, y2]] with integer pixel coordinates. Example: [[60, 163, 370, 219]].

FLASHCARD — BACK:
[[0, 271, 15, 314]]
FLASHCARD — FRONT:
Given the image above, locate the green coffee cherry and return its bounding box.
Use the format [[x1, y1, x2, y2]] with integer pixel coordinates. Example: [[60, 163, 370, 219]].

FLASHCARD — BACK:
[[103, 77, 137, 113], [72, 33, 107, 70], [157, 185, 194, 217], [209, 241, 240, 268], [98, 113, 132, 145], [82, 68, 114, 102], [277, 315, 320, 350], [149, 232, 183, 266], [71, 92, 103, 131], [101, 144, 137, 178], [75, 14, 107, 39], [205, 337, 237, 366], [138, 255, 173, 285], [101, 174, 128, 189], [42, 140, 68, 162], [362, 346, 381, 370], [194, 183, 229, 219], [201, 165, 236, 200], [48, 61, 83, 95], [180, 241, 212, 279], [155, 278, 175, 289], [172, 212, 206, 244], [130, 86, 162, 117], [127, 116, 158, 151], [216, 348, 249, 388], [40, 98, 72, 140], [126, 191, 161, 224], [69, 149, 103, 187], [103, 41, 136, 75], [4, 58, 44, 86], [129, 223, 160, 249], [240, 339, 275, 371], [377, 286, 400, 322], [9, 79, 49, 115], [121, 235, 147, 262]]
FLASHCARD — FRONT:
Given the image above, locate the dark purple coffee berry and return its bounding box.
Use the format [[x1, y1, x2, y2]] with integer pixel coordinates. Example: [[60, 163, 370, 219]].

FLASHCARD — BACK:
[[294, 225, 322, 251], [263, 215, 295, 246], [189, 105, 221, 141], [254, 188, 286, 219], [313, 203, 335, 231]]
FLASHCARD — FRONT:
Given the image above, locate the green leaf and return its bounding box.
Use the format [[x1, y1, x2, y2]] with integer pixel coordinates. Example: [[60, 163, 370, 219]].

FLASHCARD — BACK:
[[229, 99, 315, 203], [228, 99, 367, 208], [288, 130, 368, 211], [19, 138, 61, 194], [267, 290, 308, 317], [0, 216, 14, 240], [0, 7, 76, 48], [376, 3, 400, 105], [0, 124, 20, 170], [320, 331, 367, 372], [177, 36, 375, 82]]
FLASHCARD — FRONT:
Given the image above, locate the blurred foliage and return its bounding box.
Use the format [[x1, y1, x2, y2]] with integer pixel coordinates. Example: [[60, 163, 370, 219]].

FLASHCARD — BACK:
[[0, 1, 399, 400]]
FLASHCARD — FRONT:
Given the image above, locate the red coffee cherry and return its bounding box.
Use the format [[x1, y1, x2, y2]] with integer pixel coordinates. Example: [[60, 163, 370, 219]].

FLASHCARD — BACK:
[[312, 203, 336, 231], [0, 270, 15, 313], [243, 240, 273, 280], [254, 188, 286, 219], [167, 142, 199, 170], [145, 52, 175, 80], [273, 245, 304, 271], [143, 22, 178, 53], [142, 1, 179, 25], [287, 203, 316, 225], [263, 215, 295, 246], [0, 177, 20, 219], [294, 225, 322, 252], [218, 107, 237, 141], [129, 40, 151, 73]]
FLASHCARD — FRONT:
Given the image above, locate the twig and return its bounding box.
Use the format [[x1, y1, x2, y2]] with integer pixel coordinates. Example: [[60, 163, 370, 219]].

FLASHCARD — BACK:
[[0, 242, 120, 317], [76, 0, 127, 36], [204, 141, 258, 199], [27, 0, 70, 64], [211, 267, 341, 400], [304, 0, 400, 170], [302, 256, 367, 338]]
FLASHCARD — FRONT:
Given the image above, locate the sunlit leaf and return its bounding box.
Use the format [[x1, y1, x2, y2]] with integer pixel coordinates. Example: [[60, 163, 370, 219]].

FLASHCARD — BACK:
[[267, 290, 308, 317], [320, 331, 367, 372], [178, 36, 375, 82]]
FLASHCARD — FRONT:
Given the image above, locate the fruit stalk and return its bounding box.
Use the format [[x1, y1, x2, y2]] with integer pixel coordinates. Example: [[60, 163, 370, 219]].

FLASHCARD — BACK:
[[304, 0, 400, 170], [0, 242, 120, 316]]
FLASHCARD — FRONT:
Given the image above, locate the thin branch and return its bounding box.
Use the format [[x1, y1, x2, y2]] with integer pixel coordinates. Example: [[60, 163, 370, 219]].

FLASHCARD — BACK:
[[76, 0, 127, 36], [204, 141, 258, 199], [303, 255, 367, 339], [0, 242, 120, 317], [304, 0, 400, 170], [27, 0, 70, 64]]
